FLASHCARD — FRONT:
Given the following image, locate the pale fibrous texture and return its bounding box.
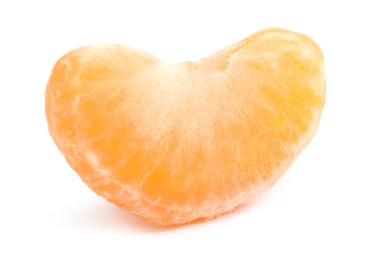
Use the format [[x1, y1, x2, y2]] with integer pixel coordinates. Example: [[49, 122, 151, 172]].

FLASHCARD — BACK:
[[45, 28, 326, 225]]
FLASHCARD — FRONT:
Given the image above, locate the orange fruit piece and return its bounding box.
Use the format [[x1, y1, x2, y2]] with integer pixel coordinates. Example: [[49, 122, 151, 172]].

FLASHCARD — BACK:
[[45, 28, 326, 225]]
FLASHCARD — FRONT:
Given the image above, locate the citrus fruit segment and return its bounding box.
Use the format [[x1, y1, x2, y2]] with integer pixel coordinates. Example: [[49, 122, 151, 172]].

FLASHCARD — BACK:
[[45, 28, 326, 225]]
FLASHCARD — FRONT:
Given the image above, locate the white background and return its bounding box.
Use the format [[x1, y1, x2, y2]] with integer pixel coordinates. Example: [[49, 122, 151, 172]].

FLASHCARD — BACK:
[[1, 1, 371, 259]]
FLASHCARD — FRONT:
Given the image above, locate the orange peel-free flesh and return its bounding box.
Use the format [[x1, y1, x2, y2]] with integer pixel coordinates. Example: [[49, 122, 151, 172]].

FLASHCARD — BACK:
[[45, 28, 326, 225]]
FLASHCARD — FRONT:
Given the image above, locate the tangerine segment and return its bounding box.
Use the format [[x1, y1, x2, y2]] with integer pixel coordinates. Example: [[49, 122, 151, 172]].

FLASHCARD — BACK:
[[45, 28, 325, 225]]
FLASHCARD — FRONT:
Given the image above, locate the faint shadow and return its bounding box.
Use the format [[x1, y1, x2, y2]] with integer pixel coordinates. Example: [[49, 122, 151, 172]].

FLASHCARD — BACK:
[[68, 194, 270, 233], [68, 201, 168, 233]]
